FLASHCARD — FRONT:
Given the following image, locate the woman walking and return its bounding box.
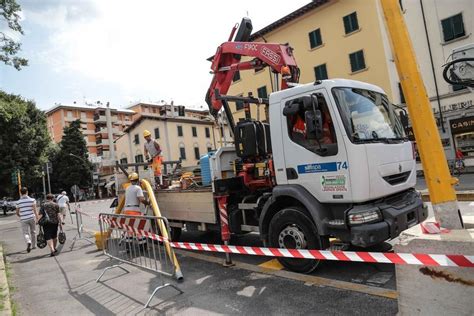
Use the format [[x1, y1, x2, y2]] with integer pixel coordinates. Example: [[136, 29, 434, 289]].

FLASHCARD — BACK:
[[39, 194, 61, 256]]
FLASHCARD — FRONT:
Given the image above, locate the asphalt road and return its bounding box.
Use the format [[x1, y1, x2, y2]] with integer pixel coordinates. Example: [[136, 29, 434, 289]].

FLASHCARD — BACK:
[[65, 198, 474, 293], [0, 213, 398, 315]]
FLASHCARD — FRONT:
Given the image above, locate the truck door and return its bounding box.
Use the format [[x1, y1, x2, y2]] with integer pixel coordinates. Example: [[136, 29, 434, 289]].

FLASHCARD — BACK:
[[280, 89, 351, 203]]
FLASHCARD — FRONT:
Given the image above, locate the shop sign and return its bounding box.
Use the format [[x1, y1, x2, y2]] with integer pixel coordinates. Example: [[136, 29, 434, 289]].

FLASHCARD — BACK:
[[433, 99, 473, 114], [450, 116, 474, 133]]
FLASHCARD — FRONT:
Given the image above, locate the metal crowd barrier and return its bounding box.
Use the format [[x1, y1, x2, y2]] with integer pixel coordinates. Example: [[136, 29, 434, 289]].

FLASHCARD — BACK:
[[70, 204, 94, 250], [96, 213, 183, 309]]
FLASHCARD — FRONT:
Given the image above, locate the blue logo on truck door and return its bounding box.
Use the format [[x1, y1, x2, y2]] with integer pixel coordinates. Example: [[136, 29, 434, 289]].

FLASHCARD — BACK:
[[297, 162, 348, 174]]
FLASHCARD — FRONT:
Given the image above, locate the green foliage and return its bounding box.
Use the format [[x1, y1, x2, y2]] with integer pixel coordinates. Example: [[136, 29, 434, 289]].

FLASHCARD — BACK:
[[51, 119, 92, 191], [0, 90, 50, 198], [1, 0, 28, 70]]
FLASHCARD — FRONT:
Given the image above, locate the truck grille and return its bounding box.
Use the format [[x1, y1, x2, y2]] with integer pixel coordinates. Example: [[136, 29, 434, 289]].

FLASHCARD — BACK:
[[383, 171, 411, 185]]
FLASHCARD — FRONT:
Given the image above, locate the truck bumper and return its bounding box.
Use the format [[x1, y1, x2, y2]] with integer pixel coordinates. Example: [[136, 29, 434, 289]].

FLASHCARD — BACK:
[[349, 189, 427, 247]]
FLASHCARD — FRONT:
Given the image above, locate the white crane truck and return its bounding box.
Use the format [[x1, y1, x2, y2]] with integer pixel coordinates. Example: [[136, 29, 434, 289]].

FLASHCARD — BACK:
[[128, 18, 428, 273]]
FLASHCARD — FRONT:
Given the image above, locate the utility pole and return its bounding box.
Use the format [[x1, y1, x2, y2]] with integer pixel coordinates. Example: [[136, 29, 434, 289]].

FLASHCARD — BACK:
[[46, 162, 52, 194], [42, 171, 46, 198], [105, 102, 118, 196], [381, 0, 463, 229]]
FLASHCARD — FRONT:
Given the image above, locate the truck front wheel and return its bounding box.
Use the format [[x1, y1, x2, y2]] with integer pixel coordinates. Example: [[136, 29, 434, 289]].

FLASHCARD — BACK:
[[269, 207, 327, 273]]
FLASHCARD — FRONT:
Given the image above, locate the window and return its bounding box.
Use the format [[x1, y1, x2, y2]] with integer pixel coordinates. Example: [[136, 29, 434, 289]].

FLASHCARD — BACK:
[[257, 86, 268, 99], [314, 64, 328, 80], [179, 147, 186, 160], [441, 13, 465, 42], [154, 127, 160, 139], [398, 83, 406, 104], [134, 134, 139, 144], [192, 126, 197, 137], [349, 50, 366, 72], [81, 111, 86, 119], [233, 71, 241, 82], [135, 154, 144, 163], [205, 127, 210, 138], [308, 28, 322, 49], [177, 125, 183, 137], [120, 157, 128, 164], [67, 111, 73, 118], [285, 93, 337, 156], [194, 146, 200, 160], [343, 12, 359, 34]]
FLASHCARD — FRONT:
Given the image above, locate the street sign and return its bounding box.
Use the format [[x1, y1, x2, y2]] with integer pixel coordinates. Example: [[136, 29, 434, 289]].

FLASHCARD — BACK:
[[71, 184, 80, 196]]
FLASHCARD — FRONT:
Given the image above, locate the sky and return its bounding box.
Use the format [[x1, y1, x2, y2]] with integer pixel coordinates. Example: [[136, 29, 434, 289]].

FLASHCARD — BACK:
[[0, 0, 310, 111]]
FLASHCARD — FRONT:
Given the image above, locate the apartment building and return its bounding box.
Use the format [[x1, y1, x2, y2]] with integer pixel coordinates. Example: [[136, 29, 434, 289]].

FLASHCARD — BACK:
[[227, 0, 401, 121], [115, 114, 217, 171], [402, 0, 473, 161], [226, 0, 472, 161], [45, 104, 134, 160]]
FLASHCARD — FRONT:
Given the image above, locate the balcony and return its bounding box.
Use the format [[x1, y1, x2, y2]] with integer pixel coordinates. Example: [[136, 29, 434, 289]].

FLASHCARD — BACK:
[[93, 114, 106, 122]]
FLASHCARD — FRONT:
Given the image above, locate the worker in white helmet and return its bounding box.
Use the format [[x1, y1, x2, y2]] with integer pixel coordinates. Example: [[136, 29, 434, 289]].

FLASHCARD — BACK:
[[123, 172, 149, 216], [143, 129, 163, 185]]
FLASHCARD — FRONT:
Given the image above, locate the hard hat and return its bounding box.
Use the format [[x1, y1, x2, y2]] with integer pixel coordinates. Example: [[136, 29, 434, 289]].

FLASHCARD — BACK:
[[61, 191, 66, 195], [128, 172, 139, 181], [143, 130, 151, 137]]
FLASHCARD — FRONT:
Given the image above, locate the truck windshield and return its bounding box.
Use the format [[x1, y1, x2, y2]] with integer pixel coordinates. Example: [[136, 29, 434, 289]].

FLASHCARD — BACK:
[[332, 87, 406, 143]]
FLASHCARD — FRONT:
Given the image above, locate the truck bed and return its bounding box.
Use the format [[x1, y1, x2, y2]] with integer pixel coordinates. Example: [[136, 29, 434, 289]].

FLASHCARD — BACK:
[[153, 187, 216, 224]]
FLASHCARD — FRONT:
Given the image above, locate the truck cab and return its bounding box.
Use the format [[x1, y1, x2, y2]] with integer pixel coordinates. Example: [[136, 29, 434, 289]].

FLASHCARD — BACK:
[[211, 78, 427, 272]]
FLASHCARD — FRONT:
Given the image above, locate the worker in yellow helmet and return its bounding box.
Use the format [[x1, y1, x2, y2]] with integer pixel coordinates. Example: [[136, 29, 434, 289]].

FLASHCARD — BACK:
[[123, 172, 149, 216], [143, 130, 163, 186]]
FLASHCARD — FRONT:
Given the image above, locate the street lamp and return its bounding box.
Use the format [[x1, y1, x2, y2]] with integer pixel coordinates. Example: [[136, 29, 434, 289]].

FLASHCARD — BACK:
[[69, 153, 95, 198]]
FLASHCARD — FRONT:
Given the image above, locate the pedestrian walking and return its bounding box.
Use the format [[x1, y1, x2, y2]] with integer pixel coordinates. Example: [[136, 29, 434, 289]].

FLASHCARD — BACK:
[[143, 130, 163, 185], [123, 172, 149, 216], [56, 191, 70, 224], [15, 187, 39, 253], [39, 194, 61, 256]]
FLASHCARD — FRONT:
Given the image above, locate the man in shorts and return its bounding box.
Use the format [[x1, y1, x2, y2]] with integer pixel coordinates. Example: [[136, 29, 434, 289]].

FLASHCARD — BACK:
[[56, 191, 70, 225]]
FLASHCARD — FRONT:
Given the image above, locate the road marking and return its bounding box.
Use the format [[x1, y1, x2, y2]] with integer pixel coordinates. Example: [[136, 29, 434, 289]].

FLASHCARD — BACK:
[[258, 259, 284, 270], [177, 249, 398, 300]]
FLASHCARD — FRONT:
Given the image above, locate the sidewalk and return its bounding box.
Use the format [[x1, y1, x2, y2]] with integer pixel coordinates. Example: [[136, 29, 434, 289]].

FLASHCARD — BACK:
[[0, 215, 397, 315]]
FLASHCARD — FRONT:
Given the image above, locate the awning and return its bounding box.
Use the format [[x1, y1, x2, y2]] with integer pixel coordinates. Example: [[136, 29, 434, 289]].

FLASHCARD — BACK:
[[104, 181, 115, 188]]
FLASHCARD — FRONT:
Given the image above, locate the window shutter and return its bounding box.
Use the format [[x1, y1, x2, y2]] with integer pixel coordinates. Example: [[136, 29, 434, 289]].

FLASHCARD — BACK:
[[349, 53, 357, 72], [442, 18, 454, 41], [351, 13, 359, 31], [343, 15, 350, 34], [453, 14, 465, 37], [309, 32, 316, 48], [357, 51, 366, 70]]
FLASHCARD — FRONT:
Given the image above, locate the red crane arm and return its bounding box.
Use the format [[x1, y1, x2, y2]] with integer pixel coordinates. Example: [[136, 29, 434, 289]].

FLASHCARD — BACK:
[[206, 41, 300, 116]]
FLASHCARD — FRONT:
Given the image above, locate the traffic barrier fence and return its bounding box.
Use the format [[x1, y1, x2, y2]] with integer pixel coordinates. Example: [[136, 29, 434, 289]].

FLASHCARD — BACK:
[[96, 213, 183, 309]]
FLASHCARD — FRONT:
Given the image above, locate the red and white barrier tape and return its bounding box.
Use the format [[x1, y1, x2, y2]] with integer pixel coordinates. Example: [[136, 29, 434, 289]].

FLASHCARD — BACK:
[[99, 216, 474, 268]]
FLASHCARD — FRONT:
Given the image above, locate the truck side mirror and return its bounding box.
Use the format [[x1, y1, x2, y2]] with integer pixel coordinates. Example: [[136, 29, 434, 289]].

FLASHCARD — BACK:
[[305, 110, 323, 140]]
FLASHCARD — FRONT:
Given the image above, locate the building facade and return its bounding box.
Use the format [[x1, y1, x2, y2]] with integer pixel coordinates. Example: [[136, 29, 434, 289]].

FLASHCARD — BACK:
[[45, 104, 134, 159], [402, 0, 473, 162], [115, 114, 217, 171], [227, 0, 402, 121], [225, 0, 472, 164]]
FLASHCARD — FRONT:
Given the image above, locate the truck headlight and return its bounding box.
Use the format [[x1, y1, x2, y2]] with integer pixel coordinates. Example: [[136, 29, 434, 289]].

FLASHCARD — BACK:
[[347, 209, 382, 225]]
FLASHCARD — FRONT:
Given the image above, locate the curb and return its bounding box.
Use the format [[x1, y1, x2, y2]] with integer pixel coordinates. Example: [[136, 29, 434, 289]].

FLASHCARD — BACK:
[[420, 191, 474, 202], [0, 245, 12, 316]]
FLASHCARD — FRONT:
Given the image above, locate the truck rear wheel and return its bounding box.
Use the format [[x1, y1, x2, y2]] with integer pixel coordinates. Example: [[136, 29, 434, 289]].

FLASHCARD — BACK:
[[269, 207, 327, 273]]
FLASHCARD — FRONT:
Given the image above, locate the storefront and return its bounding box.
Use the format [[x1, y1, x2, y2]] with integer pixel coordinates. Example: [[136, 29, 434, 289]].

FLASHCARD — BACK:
[[449, 115, 474, 166]]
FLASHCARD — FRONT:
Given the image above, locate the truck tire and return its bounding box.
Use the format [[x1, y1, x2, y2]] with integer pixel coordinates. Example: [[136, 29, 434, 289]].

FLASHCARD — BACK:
[[269, 207, 328, 273]]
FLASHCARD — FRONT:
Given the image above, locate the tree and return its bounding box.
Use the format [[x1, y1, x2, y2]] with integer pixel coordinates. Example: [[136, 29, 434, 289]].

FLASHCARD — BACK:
[[52, 120, 92, 191], [1, 0, 28, 70], [0, 90, 50, 197]]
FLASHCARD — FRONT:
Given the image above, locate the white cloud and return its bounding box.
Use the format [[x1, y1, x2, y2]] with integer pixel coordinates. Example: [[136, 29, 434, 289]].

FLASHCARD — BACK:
[[22, 0, 310, 108]]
